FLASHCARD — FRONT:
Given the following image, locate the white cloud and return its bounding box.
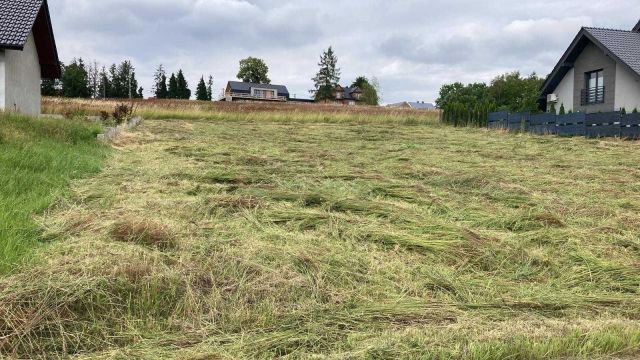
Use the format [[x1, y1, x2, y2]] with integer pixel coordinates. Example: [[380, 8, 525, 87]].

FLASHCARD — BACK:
[[47, 0, 640, 103]]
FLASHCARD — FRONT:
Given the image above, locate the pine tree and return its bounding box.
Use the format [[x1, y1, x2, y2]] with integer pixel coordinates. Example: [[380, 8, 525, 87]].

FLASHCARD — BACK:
[[137, 87, 144, 99], [311, 46, 341, 101], [108, 64, 119, 98], [168, 73, 178, 99], [176, 70, 191, 99], [206, 75, 214, 101], [559, 103, 566, 115], [196, 76, 209, 101], [61, 58, 90, 98], [98, 66, 111, 99], [153, 64, 168, 99]]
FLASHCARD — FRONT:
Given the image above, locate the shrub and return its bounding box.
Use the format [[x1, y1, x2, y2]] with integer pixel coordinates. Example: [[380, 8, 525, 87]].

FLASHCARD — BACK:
[[112, 104, 134, 125], [559, 103, 565, 115]]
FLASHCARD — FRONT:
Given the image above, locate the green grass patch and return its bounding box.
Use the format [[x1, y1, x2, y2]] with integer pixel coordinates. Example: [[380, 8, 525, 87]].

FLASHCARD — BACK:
[[0, 112, 108, 272]]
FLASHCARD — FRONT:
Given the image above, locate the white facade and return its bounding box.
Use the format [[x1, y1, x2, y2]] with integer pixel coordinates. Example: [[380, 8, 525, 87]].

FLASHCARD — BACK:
[[614, 63, 640, 112], [0, 32, 42, 115], [552, 68, 574, 114]]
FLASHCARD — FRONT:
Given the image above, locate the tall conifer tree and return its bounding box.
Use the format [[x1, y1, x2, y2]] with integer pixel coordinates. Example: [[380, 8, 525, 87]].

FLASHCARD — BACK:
[[311, 47, 340, 101]]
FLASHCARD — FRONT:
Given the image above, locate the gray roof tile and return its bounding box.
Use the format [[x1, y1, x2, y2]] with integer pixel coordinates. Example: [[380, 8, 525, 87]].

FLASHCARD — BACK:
[[0, 0, 43, 49], [584, 27, 640, 76], [228, 81, 289, 95]]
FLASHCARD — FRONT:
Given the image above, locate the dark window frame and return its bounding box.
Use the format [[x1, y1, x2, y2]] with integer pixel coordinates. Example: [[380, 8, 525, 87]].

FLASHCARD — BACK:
[[582, 69, 605, 105]]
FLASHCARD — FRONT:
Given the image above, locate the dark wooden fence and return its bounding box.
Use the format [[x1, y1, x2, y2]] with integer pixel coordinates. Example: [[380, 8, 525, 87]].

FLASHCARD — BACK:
[[487, 111, 640, 139]]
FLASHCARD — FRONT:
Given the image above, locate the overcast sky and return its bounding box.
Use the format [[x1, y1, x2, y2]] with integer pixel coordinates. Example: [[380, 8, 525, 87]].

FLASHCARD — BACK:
[[49, 0, 640, 103]]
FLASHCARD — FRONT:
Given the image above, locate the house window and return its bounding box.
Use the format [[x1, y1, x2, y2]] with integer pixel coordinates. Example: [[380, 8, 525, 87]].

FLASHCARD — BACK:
[[252, 89, 275, 99], [582, 70, 604, 105]]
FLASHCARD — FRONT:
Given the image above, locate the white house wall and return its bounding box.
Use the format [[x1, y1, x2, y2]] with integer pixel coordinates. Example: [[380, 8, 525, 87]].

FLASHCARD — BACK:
[[4, 33, 41, 115], [553, 68, 574, 113], [614, 63, 640, 112]]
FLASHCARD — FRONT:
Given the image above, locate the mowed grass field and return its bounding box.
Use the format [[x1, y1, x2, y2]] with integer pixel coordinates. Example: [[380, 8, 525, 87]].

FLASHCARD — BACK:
[[2, 101, 640, 359]]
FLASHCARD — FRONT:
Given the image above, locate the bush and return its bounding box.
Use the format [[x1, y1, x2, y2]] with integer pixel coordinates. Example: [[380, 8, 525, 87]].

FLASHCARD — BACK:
[[112, 104, 134, 125]]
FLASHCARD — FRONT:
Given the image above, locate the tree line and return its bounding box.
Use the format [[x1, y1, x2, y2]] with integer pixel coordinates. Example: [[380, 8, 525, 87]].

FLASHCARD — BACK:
[[42, 51, 382, 105], [42, 58, 144, 99], [437, 72, 544, 127], [151, 65, 213, 101]]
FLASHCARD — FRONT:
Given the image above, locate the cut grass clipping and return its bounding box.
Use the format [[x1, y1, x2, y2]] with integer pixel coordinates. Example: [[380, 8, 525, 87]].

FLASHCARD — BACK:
[[0, 112, 107, 273], [1, 100, 640, 359]]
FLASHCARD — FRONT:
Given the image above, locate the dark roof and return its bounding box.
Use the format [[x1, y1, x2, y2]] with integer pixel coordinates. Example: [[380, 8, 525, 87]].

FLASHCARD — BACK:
[[0, 0, 60, 78], [227, 81, 289, 95], [408, 101, 435, 109], [0, 0, 42, 49], [340, 86, 361, 100], [540, 26, 640, 99], [634, 20, 640, 32]]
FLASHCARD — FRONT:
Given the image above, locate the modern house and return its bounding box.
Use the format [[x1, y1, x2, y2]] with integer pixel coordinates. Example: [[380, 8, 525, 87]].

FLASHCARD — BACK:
[[387, 101, 436, 110], [0, 0, 60, 115], [540, 20, 640, 114], [333, 85, 362, 105], [220, 81, 290, 102]]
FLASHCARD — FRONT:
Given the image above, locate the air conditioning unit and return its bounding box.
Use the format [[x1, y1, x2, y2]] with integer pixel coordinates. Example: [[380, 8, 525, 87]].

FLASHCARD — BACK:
[[547, 94, 558, 103]]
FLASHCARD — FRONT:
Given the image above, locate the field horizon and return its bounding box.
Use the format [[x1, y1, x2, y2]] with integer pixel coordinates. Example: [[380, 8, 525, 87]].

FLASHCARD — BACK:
[[1, 100, 639, 359]]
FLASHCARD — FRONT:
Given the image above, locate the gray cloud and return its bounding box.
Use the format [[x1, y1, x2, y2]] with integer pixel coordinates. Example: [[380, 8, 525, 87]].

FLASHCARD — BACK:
[[48, 0, 640, 103]]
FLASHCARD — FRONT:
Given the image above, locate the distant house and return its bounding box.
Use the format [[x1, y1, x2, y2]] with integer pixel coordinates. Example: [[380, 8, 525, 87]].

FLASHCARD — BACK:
[[0, 0, 60, 115], [220, 81, 290, 102], [540, 19, 640, 113], [387, 101, 436, 110], [332, 85, 362, 105]]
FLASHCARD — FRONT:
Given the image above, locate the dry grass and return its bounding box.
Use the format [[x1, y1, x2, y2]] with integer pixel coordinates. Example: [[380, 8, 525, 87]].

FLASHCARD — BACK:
[[111, 217, 177, 250], [0, 99, 639, 359], [42, 97, 442, 125]]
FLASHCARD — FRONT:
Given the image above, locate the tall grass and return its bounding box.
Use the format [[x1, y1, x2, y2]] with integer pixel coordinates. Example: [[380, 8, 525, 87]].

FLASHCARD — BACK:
[[0, 112, 108, 273], [42, 97, 442, 125]]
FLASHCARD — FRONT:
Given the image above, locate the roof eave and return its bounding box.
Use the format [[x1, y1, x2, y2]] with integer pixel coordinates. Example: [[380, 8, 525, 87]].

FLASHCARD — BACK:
[[0, 43, 25, 51], [40, 0, 61, 78]]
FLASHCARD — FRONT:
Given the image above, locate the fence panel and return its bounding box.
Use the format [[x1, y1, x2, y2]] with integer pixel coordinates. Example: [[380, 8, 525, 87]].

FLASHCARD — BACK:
[[529, 113, 557, 135], [585, 112, 621, 138], [621, 113, 640, 139], [487, 111, 509, 129], [556, 113, 586, 136], [507, 112, 530, 132]]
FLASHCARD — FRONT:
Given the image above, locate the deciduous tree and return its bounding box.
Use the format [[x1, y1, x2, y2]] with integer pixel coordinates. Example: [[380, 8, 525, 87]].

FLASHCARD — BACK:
[[237, 57, 271, 84]]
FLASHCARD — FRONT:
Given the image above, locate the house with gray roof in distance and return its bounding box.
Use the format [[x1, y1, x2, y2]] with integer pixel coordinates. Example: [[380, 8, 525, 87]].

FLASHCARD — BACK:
[[387, 101, 436, 110], [540, 19, 640, 114], [220, 81, 290, 102], [0, 0, 60, 115]]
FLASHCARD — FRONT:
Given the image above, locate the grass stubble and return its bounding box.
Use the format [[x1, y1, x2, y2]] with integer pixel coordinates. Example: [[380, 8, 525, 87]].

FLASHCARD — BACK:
[[1, 100, 640, 359]]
